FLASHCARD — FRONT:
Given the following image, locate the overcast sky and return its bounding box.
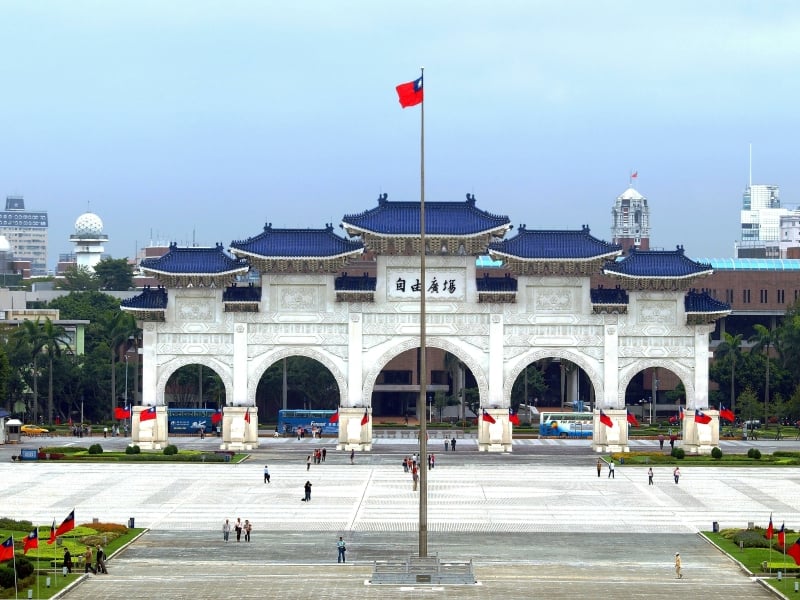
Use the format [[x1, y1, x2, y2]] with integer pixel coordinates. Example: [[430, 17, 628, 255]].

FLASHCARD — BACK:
[[2, 1, 799, 269]]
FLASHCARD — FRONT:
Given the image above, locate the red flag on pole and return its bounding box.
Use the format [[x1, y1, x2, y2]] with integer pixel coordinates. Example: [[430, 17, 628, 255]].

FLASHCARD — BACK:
[[719, 406, 735, 422], [396, 76, 423, 108], [626, 410, 640, 427], [46, 520, 56, 544], [23, 529, 38, 554], [244, 409, 251, 424], [328, 411, 339, 424], [211, 409, 222, 425], [0, 536, 13, 562], [482, 410, 496, 424], [766, 513, 774, 539], [778, 523, 785, 547], [55, 510, 75, 537], [694, 410, 712, 425], [508, 408, 520, 426], [788, 538, 800, 565], [140, 406, 157, 421], [360, 410, 369, 426], [599, 410, 613, 428]]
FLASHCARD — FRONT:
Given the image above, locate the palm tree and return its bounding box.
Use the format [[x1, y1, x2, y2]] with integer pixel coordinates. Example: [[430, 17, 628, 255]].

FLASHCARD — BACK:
[[40, 318, 72, 424], [13, 319, 46, 423], [715, 332, 744, 414], [102, 311, 139, 419], [750, 323, 780, 427]]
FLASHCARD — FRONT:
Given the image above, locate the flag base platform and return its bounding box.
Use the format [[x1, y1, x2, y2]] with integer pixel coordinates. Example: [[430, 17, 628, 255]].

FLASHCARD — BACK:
[[219, 406, 259, 451], [370, 554, 476, 585]]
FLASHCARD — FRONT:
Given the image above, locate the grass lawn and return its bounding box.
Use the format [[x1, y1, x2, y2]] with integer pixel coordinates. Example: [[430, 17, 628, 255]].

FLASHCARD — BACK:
[[33, 445, 247, 463], [606, 450, 800, 466]]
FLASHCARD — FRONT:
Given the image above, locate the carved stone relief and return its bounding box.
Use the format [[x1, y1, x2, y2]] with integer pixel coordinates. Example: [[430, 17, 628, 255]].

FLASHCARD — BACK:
[[176, 298, 215, 322]]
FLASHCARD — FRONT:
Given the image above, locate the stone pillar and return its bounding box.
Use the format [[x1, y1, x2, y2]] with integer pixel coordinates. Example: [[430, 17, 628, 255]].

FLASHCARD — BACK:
[[603, 319, 619, 408], [140, 324, 158, 405], [477, 408, 511, 452], [592, 409, 629, 453], [348, 313, 363, 407], [232, 323, 248, 404], [682, 410, 719, 455], [220, 406, 259, 451], [337, 407, 372, 451], [131, 406, 167, 450]]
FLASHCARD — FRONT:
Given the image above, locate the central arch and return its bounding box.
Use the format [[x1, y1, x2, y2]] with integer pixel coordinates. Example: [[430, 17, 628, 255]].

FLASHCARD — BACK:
[[362, 336, 489, 407], [618, 359, 696, 408], [156, 355, 233, 406]]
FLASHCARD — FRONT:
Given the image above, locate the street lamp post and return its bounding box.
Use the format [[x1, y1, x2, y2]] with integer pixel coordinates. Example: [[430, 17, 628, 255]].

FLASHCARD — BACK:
[[124, 355, 129, 405]]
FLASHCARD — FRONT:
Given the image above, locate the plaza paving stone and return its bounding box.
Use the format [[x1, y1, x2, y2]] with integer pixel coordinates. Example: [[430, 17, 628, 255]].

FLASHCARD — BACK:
[[1, 435, 797, 598]]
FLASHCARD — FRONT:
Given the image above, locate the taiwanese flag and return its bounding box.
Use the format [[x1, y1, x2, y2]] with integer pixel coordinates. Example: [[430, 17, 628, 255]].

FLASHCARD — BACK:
[[599, 410, 613, 428], [766, 513, 774, 539], [0, 536, 13, 562], [396, 76, 423, 108], [680, 407, 685, 420], [778, 523, 785, 547], [244, 409, 251, 424], [361, 410, 369, 426], [114, 405, 131, 420], [788, 538, 800, 566], [140, 406, 157, 421], [719, 406, 735, 423], [55, 510, 75, 537], [694, 409, 712, 425], [631, 170, 638, 179], [328, 410, 339, 424], [46, 519, 56, 545], [626, 410, 640, 427], [211, 410, 222, 425], [23, 528, 37, 554], [668, 414, 678, 424], [508, 408, 520, 426], [482, 410, 496, 424]]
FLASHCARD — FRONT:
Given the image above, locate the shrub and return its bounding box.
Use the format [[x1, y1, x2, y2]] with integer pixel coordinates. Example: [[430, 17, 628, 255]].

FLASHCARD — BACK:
[[747, 448, 762, 459], [711, 447, 723, 459], [671, 447, 685, 459], [0, 566, 15, 589], [163, 444, 178, 456], [14, 556, 33, 578], [125, 444, 141, 455], [0, 518, 33, 530], [733, 528, 771, 548], [88, 443, 104, 455]]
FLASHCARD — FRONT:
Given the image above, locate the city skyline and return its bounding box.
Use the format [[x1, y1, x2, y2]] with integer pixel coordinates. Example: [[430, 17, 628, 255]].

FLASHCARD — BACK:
[[2, 1, 800, 268]]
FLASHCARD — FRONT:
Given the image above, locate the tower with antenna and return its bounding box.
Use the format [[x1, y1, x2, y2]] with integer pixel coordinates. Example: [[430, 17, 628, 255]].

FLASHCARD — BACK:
[[738, 144, 785, 258], [611, 174, 650, 254]]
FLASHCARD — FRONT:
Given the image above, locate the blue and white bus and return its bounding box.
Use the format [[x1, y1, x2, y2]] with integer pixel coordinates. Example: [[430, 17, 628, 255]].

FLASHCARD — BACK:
[[539, 412, 593, 438], [277, 409, 338, 435], [167, 408, 217, 434]]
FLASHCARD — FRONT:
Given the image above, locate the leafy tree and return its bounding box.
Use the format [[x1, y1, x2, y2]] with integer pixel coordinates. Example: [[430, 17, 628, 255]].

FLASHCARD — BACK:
[[714, 332, 744, 413], [256, 357, 339, 419], [40, 318, 72, 423], [737, 386, 761, 426], [100, 311, 138, 419], [12, 319, 45, 422], [0, 346, 11, 412], [48, 291, 121, 322], [93, 258, 134, 291], [57, 265, 100, 291], [511, 363, 548, 409]]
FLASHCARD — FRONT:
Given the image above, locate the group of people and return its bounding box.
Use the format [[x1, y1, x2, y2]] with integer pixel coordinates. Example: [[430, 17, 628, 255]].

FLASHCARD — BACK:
[[307, 448, 327, 469], [223, 518, 253, 542], [443, 436, 457, 451], [75, 544, 107, 574], [597, 459, 681, 485]]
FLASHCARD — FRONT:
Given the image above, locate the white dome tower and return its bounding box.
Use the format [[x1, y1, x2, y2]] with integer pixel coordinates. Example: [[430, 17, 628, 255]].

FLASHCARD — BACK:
[[70, 211, 108, 271]]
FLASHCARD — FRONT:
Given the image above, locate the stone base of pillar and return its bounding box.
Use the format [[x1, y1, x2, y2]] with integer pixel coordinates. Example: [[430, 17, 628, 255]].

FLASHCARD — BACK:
[[219, 406, 259, 451], [131, 406, 167, 450], [477, 408, 512, 452], [592, 409, 630, 453], [681, 409, 719, 455], [336, 407, 372, 451]]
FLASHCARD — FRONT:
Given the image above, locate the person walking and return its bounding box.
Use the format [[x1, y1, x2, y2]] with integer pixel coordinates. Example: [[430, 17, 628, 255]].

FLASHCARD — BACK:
[[307, 455, 312, 471], [304, 480, 312, 502], [63, 547, 73, 573], [412, 466, 419, 491], [95, 545, 108, 574], [648, 467, 654, 485], [264, 465, 270, 483], [350, 449, 355, 464], [674, 552, 682, 578], [223, 519, 231, 542], [450, 437, 456, 451], [235, 518, 243, 541], [658, 433, 665, 450], [322, 448, 327, 462], [608, 461, 615, 479], [596, 458, 603, 477], [244, 519, 252, 542], [337, 536, 347, 563], [673, 467, 681, 484], [84, 546, 96, 574]]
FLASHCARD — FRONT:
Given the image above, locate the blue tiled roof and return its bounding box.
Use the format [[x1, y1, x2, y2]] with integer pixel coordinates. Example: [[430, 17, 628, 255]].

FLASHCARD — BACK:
[[603, 246, 712, 278], [335, 272, 377, 291], [488, 225, 621, 259], [476, 274, 518, 292], [591, 286, 629, 305], [231, 223, 364, 258], [141, 243, 249, 276], [685, 290, 731, 314], [341, 193, 511, 236], [222, 284, 262, 302], [121, 286, 168, 310]]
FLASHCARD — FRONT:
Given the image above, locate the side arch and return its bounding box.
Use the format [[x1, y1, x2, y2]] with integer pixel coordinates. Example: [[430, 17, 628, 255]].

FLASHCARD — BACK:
[[504, 348, 604, 408], [617, 359, 697, 409], [247, 347, 348, 405], [362, 336, 489, 407], [155, 355, 233, 406]]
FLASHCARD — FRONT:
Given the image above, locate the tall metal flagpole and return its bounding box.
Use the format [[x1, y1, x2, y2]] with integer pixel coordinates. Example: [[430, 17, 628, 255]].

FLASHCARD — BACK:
[[417, 66, 428, 558]]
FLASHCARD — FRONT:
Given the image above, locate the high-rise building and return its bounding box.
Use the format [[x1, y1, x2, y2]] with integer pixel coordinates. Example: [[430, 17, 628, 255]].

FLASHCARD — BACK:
[[737, 184, 788, 258], [0, 196, 49, 275], [611, 186, 650, 253]]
